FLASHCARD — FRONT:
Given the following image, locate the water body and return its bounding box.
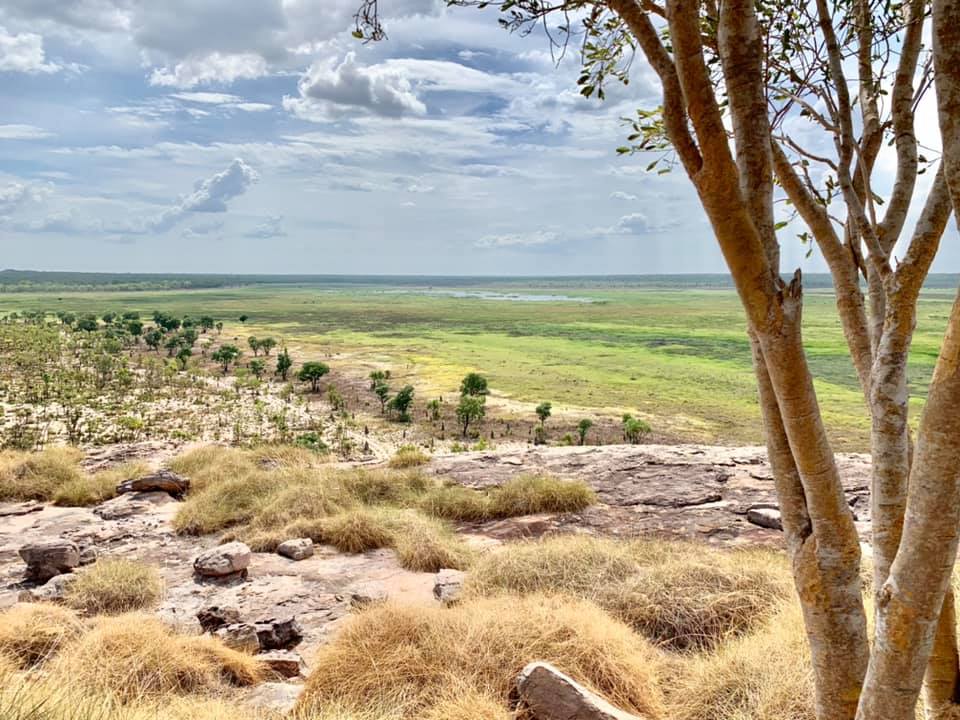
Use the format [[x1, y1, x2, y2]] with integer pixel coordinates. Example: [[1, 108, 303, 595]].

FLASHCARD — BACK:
[[375, 288, 599, 303]]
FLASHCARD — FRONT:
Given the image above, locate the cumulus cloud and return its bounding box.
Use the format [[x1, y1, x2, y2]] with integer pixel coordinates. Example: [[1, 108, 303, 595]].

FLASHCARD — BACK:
[[0, 26, 61, 74], [243, 215, 285, 239], [149, 157, 258, 232], [0, 181, 51, 214], [475, 230, 560, 249], [0, 124, 54, 140], [610, 191, 637, 201], [285, 52, 518, 120], [149, 52, 268, 89]]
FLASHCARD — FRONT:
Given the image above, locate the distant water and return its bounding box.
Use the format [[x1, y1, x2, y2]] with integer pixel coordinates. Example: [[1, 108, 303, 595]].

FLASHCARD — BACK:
[[375, 288, 598, 303]]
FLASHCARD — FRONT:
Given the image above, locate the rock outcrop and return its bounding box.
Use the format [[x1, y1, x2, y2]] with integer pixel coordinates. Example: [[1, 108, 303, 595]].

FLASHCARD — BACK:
[[19, 539, 80, 582], [517, 661, 643, 720], [116, 469, 190, 499], [433, 569, 465, 605], [193, 542, 251, 580], [277, 538, 313, 561]]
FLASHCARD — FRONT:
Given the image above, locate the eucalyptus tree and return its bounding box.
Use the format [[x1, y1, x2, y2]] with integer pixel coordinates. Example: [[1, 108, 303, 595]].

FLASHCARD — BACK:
[[352, 2, 960, 718]]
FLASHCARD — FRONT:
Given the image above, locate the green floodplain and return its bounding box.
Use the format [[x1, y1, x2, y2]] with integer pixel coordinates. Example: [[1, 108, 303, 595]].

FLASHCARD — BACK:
[[1, 272, 955, 450]]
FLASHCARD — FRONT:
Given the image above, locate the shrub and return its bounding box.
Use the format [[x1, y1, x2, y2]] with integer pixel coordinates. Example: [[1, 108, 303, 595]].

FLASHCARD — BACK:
[[0, 604, 84, 668], [298, 595, 664, 718], [0, 448, 84, 502], [64, 559, 163, 615], [341, 468, 429, 505], [387, 511, 475, 572], [50, 615, 262, 701], [487, 474, 595, 517], [420, 483, 492, 522], [388, 445, 430, 469]]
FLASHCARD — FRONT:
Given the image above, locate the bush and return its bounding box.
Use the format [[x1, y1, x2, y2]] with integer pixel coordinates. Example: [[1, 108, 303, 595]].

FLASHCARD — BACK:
[[389, 512, 474, 572], [0, 448, 85, 502], [388, 445, 430, 469], [420, 483, 492, 522], [0, 604, 84, 668], [50, 614, 263, 701], [487, 474, 595, 517], [318, 508, 396, 553], [64, 559, 163, 615], [298, 594, 664, 718]]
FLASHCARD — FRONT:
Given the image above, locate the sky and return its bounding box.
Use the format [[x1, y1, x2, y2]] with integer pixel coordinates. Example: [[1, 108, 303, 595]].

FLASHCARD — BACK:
[[0, 0, 955, 275]]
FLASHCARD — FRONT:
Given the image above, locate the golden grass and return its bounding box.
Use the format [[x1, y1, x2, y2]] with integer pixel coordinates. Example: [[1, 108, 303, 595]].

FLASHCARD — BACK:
[[388, 511, 475, 572], [166, 445, 258, 493], [466, 535, 790, 651], [419, 483, 492, 522], [487, 474, 595, 517], [388, 445, 431, 469], [421, 684, 513, 720], [64, 559, 164, 615], [298, 594, 665, 718], [0, 604, 85, 668], [318, 508, 397, 553], [667, 600, 813, 720], [0, 447, 85, 502], [50, 614, 263, 702], [52, 462, 149, 507]]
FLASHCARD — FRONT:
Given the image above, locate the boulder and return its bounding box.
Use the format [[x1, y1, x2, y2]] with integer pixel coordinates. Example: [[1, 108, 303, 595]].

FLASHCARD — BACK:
[[214, 623, 260, 654], [277, 538, 314, 561], [19, 573, 77, 602], [78, 546, 98, 566], [116, 469, 190, 499], [433, 568, 465, 605], [345, 583, 387, 608], [197, 604, 242, 632], [253, 616, 303, 651], [516, 662, 642, 720], [19, 539, 80, 583], [193, 542, 251, 579], [243, 682, 304, 714], [746, 505, 783, 531], [259, 650, 306, 679]]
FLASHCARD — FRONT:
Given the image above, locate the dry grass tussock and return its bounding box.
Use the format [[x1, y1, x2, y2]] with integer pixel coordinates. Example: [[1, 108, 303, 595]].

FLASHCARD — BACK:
[[388, 445, 431, 469], [0, 448, 147, 507], [49, 614, 263, 701], [466, 535, 791, 651], [64, 559, 163, 615], [421, 474, 595, 521], [298, 594, 665, 718], [0, 604, 85, 668]]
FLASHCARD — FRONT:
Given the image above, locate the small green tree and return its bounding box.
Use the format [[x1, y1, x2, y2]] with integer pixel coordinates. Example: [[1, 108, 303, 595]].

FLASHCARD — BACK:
[[298, 361, 330, 392], [374, 382, 391, 414], [125, 319, 143, 342], [76, 315, 98, 332], [276, 348, 293, 380], [101, 312, 116, 325], [212, 345, 241, 374], [577, 418, 593, 446], [215, 321, 223, 335], [622, 414, 651, 445], [388, 384, 415, 422], [175, 347, 192, 370], [460, 372, 488, 397], [427, 398, 442, 421], [164, 335, 180, 357], [249, 358, 266, 379], [456, 395, 486, 437], [144, 328, 163, 353], [536, 402, 552, 426], [259, 337, 277, 356], [369, 369, 389, 389], [238, 314, 249, 324], [248, 336, 261, 356], [199, 316, 215, 333]]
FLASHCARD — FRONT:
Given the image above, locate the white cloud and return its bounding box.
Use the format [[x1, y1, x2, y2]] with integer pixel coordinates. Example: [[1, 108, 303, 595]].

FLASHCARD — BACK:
[[149, 157, 258, 231], [149, 52, 268, 88], [171, 91, 273, 112], [610, 191, 637, 201], [244, 215, 285, 238], [476, 230, 560, 248], [0, 26, 60, 74], [0, 124, 54, 140], [0, 181, 51, 214]]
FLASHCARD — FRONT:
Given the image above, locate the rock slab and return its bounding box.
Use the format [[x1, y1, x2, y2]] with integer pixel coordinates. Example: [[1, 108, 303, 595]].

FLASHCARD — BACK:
[[260, 650, 306, 679], [746, 506, 783, 531], [19, 539, 80, 582], [254, 616, 303, 650], [433, 568, 465, 605], [194, 542, 251, 579], [517, 661, 642, 720], [116, 469, 190, 499], [277, 538, 314, 561]]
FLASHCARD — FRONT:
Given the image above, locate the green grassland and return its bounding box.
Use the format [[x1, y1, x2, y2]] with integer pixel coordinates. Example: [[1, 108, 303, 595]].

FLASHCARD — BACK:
[[0, 278, 951, 450]]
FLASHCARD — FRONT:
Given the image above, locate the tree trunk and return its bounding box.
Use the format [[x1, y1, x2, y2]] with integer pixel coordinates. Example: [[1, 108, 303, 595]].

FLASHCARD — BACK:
[[924, 590, 960, 718]]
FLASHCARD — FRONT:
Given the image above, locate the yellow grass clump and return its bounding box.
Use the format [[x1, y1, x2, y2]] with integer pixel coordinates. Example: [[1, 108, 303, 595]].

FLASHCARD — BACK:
[[318, 508, 397, 553], [0, 447, 85, 502], [52, 462, 149, 507], [389, 511, 475, 572], [50, 614, 263, 701], [64, 559, 163, 615], [388, 445, 431, 469], [467, 535, 790, 651], [0, 604, 85, 668], [487, 474, 596, 517], [298, 594, 665, 718], [668, 600, 814, 720]]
